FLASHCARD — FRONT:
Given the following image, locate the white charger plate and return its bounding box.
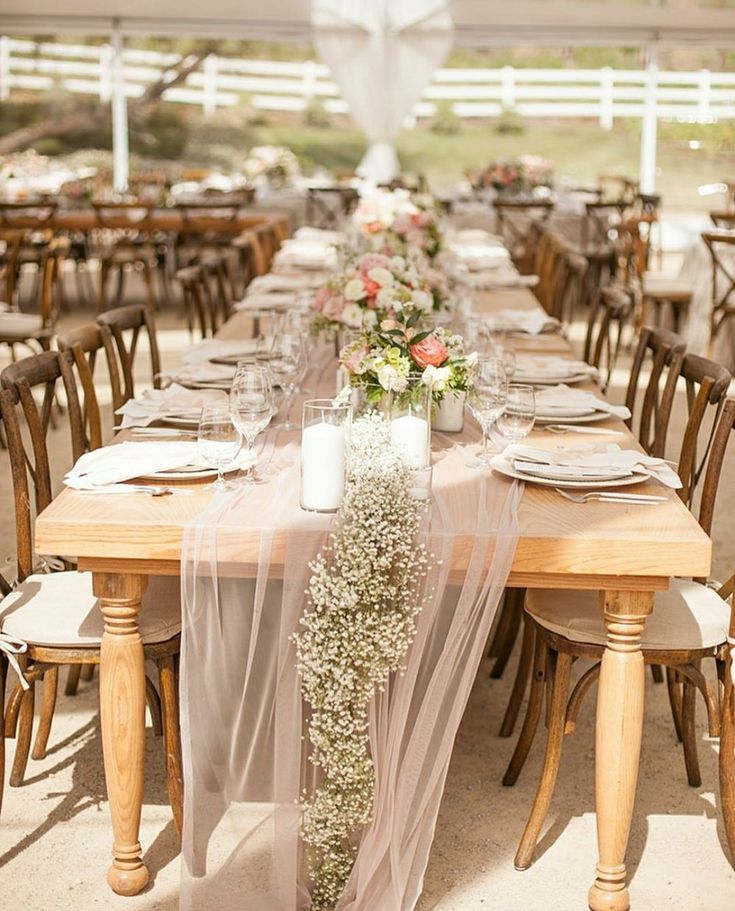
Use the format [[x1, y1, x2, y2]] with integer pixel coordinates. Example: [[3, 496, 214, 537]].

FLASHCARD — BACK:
[[490, 453, 649, 489], [516, 371, 591, 386], [535, 409, 613, 426], [138, 451, 256, 481]]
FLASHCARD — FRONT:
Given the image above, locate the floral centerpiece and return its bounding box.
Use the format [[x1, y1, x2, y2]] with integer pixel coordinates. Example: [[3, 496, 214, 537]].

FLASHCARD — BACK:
[[353, 188, 445, 261], [311, 252, 435, 336], [470, 154, 553, 195], [339, 309, 477, 408], [241, 144, 301, 189]]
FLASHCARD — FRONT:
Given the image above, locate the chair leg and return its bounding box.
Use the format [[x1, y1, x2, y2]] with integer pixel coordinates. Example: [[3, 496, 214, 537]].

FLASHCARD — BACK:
[[114, 265, 125, 307], [681, 681, 702, 788], [145, 675, 163, 737], [143, 261, 157, 311], [80, 664, 95, 683], [158, 656, 183, 835], [666, 666, 684, 743], [31, 666, 58, 760], [499, 616, 534, 738], [564, 661, 601, 734], [97, 261, 109, 314], [491, 587, 525, 679], [719, 653, 735, 867], [651, 664, 664, 684], [487, 588, 513, 658], [514, 651, 573, 871], [10, 684, 35, 787], [64, 663, 82, 696], [503, 631, 546, 786]]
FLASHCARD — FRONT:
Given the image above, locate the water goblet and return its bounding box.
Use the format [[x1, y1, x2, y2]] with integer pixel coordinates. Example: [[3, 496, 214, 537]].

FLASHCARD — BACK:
[[269, 332, 308, 431], [497, 384, 536, 444], [197, 404, 242, 490], [229, 363, 274, 483], [467, 356, 508, 468]]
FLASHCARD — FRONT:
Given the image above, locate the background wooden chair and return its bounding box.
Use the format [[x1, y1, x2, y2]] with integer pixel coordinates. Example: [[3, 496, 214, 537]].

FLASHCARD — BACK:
[[504, 354, 734, 872], [583, 283, 635, 391], [0, 350, 182, 829]]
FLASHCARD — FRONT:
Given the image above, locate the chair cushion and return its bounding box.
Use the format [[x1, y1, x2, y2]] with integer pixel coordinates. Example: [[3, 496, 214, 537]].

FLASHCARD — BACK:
[[0, 312, 47, 340], [0, 571, 181, 648], [526, 577, 730, 652], [642, 274, 693, 301]]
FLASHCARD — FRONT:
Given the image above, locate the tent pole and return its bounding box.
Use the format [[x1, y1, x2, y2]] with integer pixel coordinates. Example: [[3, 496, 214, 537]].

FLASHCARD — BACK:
[[639, 43, 658, 195], [111, 22, 129, 194]]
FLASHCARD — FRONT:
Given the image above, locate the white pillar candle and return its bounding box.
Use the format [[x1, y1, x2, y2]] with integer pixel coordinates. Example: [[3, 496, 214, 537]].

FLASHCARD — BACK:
[[301, 421, 346, 511], [390, 413, 429, 468]]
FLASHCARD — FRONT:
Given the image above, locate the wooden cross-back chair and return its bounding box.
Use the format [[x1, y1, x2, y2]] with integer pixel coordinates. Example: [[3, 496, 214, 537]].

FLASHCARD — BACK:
[[583, 283, 635, 391], [230, 232, 260, 299], [57, 323, 122, 448], [0, 199, 58, 229], [624, 325, 686, 458], [702, 231, 735, 346], [0, 236, 68, 357], [0, 350, 183, 829], [96, 303, 161, 413], [493, 199, 554, 269], [0, 229, 25, 308], [505, 359, 735, 873], [548, 250, 587, 324], [93, 200, 160, 314], [305, 187, 360, 229], [176, 264, 219, 338]]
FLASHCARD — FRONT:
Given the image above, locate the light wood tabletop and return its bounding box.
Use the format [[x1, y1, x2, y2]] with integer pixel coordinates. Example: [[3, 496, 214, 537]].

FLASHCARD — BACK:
[[34, 283, 711, 910]]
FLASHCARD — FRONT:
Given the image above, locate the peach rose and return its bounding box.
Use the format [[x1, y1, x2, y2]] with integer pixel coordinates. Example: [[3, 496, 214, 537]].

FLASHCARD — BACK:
[[410, 333, 448, 369]]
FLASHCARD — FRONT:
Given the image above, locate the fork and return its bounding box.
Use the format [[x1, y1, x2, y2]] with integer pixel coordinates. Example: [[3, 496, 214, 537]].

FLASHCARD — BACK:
[[555, 488, 668, 505]]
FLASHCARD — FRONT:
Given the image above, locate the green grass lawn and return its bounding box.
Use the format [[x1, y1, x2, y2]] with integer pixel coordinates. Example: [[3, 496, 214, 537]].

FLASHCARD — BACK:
[[257, 118, 735, 210]]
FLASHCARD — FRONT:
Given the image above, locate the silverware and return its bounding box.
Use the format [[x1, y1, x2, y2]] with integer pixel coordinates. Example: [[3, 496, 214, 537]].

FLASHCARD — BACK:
[[130, 428, 197, 439], [545, 424, 625, 436], [77, 484, 177, 497], [555, 488, 668, 505]]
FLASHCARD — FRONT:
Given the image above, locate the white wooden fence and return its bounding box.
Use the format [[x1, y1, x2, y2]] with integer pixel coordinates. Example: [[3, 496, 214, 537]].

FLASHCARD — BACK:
[[2, 36, 735, 128]]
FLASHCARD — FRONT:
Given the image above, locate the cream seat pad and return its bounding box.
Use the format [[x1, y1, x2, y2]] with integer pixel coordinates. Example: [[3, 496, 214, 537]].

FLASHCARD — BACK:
[[527, 577, 729, 652], [0, 571, 181, 647]]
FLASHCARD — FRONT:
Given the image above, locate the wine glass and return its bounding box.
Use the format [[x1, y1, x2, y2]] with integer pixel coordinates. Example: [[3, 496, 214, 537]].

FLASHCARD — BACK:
[[497, 384, 536, 444], [269, 333, 307, 431], [468, 357, 508, 468], [229, 364, 274, 483], [197, 404, 242, 490], [490, 340, 517, 380]]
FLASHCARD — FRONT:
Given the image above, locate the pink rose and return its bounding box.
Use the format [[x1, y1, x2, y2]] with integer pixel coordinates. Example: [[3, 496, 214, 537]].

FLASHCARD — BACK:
[[342, 342, 370, 373], [322, 291, 346, 321], [410, 333, 448, 369], [392, 213, 413, 235], [359, 253, 391, 271]]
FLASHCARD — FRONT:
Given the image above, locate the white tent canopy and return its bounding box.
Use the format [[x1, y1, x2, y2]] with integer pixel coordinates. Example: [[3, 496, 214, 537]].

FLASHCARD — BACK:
[[3, 1, 735, 45]]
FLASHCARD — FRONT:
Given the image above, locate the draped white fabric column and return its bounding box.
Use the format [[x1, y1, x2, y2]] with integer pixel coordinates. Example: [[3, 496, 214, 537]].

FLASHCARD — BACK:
[[312, 0, 454, 184]]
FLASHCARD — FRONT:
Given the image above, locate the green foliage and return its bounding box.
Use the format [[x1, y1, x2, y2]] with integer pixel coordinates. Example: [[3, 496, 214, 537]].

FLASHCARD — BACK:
[[494, 108, 525, 135], [129, 106, 190, 160], [303, 97, 332, 129], [430, 100, 460, 135]]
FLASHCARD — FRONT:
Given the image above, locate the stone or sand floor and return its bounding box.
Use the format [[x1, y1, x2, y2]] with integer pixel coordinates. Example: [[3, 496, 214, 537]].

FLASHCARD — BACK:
[[1, 275, 734, 911]]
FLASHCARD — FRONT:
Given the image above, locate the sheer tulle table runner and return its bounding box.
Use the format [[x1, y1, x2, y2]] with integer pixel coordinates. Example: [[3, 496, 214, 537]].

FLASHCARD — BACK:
[[180, 353, 521, 910]]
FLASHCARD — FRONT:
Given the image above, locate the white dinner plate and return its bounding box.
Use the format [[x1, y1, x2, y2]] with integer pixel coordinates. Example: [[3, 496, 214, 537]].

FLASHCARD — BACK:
[[535, 409, 612, 426], [490, 454, 649, 489], [156, 410, 203, 429], [138, 452, 256, 481], [516, 371, 591, 386], [179, 379, 233, 391]]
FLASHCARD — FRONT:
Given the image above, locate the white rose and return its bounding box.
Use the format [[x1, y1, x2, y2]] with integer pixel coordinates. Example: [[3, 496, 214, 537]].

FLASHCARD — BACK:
[[344, 278, 366, 301], [377, 364, 400, 392], [412, 290, 433, 312], [376, 287, 395, 310], [367, 267, 394, 288], [421, 365, 450, 390], [362, 310, 378, 329], [390, 256, 406, 271], [341, 303, 364, 328]]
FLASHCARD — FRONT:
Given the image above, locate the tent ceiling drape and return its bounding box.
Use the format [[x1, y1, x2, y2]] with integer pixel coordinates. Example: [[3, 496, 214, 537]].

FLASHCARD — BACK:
[[3, 1, 735, 46]]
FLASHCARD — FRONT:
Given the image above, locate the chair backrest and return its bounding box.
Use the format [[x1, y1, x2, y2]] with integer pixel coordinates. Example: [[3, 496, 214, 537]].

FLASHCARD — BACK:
[[624, 326, 686, 458], [581, 200, 627, 250], [231, 232, 259, 297], [57, 323, 121, 448], [96, 304, 161, 412], [584, 284, 635, 390], [493, 200, 554, 264], [37, 236, 69, 330], [0, 200, 58, 228], [306, 187, 360, 229], [0, 229, 24, 307], [175, 265, 217, 338], [0, 350, 87, 582], [675, 353, 732, 516], [200, 250, 236, 326]]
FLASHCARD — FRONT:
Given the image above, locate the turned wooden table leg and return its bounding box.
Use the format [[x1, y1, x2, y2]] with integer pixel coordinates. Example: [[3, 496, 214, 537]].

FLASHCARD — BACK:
[[588, 589, 654, 911], [94, 572, 149, 896]]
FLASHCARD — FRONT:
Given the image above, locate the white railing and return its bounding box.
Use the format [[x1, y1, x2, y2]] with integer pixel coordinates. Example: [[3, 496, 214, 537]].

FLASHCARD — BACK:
[[1, 37, 735, 126]]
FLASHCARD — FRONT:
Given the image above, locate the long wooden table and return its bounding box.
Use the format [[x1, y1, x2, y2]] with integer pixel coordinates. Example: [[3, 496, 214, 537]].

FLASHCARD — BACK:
[[34, 286, 711, 910]]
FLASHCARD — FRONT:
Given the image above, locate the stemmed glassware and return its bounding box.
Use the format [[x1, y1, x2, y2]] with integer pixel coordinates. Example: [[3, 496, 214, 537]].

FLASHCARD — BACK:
[[229, 363, 274, 483], [497, 384, 536, 444], [197, 404, 243, 490], [269, 332, 308, 430], [468, 356, 508, 468]]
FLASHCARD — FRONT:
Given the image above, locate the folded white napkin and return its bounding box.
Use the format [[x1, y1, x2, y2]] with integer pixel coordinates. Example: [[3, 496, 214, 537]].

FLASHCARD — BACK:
[[534, 385, 630, 420], [273, 240, 337, 271], [183, 339, 258, 365], [234, 291, 295, 312], [491, 308, 560, 335], [499, 443, 681, 488], [160, 362, 236, 387], [116, 384, 227, 429], [515, 356, 597, 381], [453, 229, 504, 246], [248, 273, 323, 294], [66, 441, 255, 489], [294, 227, 344, 245]]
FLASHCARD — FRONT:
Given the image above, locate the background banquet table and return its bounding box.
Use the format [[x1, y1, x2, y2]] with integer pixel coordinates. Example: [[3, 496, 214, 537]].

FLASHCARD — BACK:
[[34, 282, 711, 911]]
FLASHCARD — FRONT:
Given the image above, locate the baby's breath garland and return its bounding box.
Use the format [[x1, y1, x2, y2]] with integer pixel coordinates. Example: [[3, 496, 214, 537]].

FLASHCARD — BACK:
[[294, 413, 430, 909]]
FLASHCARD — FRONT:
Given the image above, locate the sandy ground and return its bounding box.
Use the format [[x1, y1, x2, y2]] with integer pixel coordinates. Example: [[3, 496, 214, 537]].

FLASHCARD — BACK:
[[0, 267, 734, 911]]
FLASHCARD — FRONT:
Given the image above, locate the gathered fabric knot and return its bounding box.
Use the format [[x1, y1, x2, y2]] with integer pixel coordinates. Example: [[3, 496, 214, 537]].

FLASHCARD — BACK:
[[0, 632, 29, 690]]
